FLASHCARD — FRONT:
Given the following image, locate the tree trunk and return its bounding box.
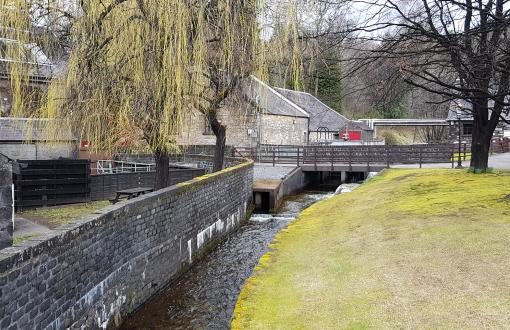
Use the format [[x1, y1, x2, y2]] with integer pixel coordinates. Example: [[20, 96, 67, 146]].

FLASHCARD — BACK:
[[469, 121, 492, 172], [213, 126, 226, 172], [154, 150, 170, 190], [207, 111, 226, 172]]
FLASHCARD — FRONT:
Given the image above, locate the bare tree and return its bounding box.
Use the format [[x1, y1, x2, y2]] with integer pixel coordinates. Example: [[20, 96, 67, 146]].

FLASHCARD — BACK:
[[343, 0, 510, 171]]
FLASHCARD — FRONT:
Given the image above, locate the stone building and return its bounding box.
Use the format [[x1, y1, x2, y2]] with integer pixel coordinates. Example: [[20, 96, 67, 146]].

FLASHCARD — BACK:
[[0, 118, 77, 160], [178, 76, 380, 148], [0, 37, 54, 115], [177, 76, 310, 147], [276, 88, 374, 144], [446, 99, 510, 141]]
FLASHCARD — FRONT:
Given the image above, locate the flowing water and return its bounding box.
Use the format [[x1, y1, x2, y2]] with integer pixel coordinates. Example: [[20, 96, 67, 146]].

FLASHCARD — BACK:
[[121, 189, 334, 330]]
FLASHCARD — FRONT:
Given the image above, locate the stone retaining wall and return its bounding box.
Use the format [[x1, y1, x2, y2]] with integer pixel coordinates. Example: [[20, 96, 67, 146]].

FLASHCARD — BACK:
[[0, 161, 253, 329], [0, 154, 12, 249]]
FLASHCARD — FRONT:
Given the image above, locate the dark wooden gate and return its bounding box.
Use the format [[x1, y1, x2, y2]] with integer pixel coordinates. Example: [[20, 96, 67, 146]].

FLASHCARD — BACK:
[[14, 159, 91, 210]]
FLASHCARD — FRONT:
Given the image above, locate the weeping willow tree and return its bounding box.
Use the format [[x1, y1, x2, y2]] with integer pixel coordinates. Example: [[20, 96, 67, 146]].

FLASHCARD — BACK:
[[201, 0, 304, 170], [2, 0, 302, 188], [194, 0, 262, 172]]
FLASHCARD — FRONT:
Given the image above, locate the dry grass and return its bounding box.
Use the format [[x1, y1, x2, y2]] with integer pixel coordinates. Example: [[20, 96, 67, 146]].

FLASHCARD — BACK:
[[377, 127, 418, 145], [18, 201, 110, 227], [233, 169, 510, 329]]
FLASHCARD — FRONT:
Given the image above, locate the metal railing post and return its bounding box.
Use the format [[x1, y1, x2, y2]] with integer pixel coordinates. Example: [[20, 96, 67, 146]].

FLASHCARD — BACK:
[[348, 148, 352, 172], [297, 147, 300, 166], [272, 150, 276, 167], [314, 147, 317, 171], [386, 146, 390, 169], [367, 145, 371, 172], [330, 147, 334, 172], [451, 145, 455, 168], [419, 147, 423, 169]]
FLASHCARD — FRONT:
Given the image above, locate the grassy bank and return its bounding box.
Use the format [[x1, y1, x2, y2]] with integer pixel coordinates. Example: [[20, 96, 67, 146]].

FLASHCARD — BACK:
[[233, 169, 510, 329]]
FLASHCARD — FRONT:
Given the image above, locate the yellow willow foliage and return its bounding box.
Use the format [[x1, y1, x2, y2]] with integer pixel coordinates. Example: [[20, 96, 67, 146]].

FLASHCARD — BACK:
[[1, 0, 36, 115], [2, 0, 302, 154]]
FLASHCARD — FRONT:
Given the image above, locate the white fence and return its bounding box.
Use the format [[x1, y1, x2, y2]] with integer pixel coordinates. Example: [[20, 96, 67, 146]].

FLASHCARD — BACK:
[[93, 160, 156, 174]]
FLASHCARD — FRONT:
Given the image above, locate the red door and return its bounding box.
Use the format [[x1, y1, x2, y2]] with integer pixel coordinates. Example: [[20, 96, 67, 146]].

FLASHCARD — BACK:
[[348, 130, 362, 141]]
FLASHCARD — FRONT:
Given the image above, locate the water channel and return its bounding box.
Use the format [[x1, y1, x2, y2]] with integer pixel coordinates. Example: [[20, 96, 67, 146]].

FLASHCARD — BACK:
[[120, 188, 334, 330]]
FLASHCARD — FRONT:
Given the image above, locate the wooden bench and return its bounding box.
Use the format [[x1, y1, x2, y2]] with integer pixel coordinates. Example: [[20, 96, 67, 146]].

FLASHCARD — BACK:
[[110, 187, 154, 204]]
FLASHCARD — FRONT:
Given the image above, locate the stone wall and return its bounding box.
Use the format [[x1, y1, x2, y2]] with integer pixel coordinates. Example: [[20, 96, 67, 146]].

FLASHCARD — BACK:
[[177, 102, 309, 148], [177, 104, 259, 148], [0, 142, 77, 161], [260, 114, 308, 146], [168, 155, 245, 173], [0, 154, 12, 249], [0, 161, 253, 330]]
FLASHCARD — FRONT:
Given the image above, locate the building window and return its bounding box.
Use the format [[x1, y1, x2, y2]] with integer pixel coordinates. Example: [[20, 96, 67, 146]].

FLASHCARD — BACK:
[[317, 127, 328, 141], [203, 117, 214, 135], [462, 123, 473, 136]]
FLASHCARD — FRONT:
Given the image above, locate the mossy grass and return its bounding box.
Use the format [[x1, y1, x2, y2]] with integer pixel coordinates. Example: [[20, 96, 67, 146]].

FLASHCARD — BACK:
[[451, 152, 472, 161], [18, 201, 110, 226], [468, 166, 495, 174], [13, 233, 43, 245], [233, 169, 510, 329]]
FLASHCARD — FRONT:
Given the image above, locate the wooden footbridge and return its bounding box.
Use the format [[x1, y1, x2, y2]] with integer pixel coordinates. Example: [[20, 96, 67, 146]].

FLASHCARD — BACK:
[[237, 144, 460, 172]]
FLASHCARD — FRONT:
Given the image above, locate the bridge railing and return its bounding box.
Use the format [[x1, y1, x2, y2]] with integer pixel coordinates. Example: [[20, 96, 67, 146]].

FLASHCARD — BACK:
[[236, 144, 456, 168]]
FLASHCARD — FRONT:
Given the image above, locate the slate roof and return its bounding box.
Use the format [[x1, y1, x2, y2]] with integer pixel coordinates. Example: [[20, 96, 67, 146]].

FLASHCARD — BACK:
[[243, 77, 309, 118], [275, 88, 371, 132], [0, 117, 75, 141], [0, 38, 54, 82], [446, 99, 510, 124]]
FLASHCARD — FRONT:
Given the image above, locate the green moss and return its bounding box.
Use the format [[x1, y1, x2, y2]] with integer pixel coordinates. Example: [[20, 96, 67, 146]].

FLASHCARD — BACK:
[[468, 166, 495, 174], [233, 169, 510, 329], [18, 201, 110, 226], [13, 233, 42, 245], [176, 161, 253, 189]]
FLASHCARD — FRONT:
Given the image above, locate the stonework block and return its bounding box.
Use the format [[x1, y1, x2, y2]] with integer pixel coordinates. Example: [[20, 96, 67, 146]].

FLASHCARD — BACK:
[[0, 154, 12, 250], [0, 161, 253, 329]]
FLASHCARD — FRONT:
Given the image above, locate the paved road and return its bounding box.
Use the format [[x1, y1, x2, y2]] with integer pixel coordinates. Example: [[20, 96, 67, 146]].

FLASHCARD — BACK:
[[254, 164, 297, 181], [489, 153, 510, 169], [393, 152, 510, 170], [14, 216, 52, 238]]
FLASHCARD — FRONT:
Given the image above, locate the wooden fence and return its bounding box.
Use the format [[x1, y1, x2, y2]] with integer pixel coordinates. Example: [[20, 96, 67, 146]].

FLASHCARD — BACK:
[[14, 160, 206, 209], [449, 139, 510, 158], [490, 138, 510, 153], [236, 144, 455, 168], [89, 168, 205, 201], [14, 159, 91, 210]]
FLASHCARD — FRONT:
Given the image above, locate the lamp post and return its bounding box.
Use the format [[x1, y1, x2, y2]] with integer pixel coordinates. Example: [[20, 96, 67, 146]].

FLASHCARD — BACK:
[[456, 114, 464, 169]]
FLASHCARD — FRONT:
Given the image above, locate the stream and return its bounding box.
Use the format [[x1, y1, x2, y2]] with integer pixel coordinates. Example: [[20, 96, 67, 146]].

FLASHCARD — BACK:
[[120, 189, 334, 330]]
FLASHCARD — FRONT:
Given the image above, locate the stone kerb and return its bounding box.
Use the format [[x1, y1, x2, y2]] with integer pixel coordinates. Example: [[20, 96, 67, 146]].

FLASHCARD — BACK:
[[0, 153, 13, 249], [0, 160, 253, 329]]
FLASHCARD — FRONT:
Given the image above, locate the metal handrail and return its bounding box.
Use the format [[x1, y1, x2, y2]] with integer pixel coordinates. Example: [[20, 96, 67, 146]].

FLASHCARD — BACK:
[[93, 160, 156, 174], [236, 144, 459, 168]]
